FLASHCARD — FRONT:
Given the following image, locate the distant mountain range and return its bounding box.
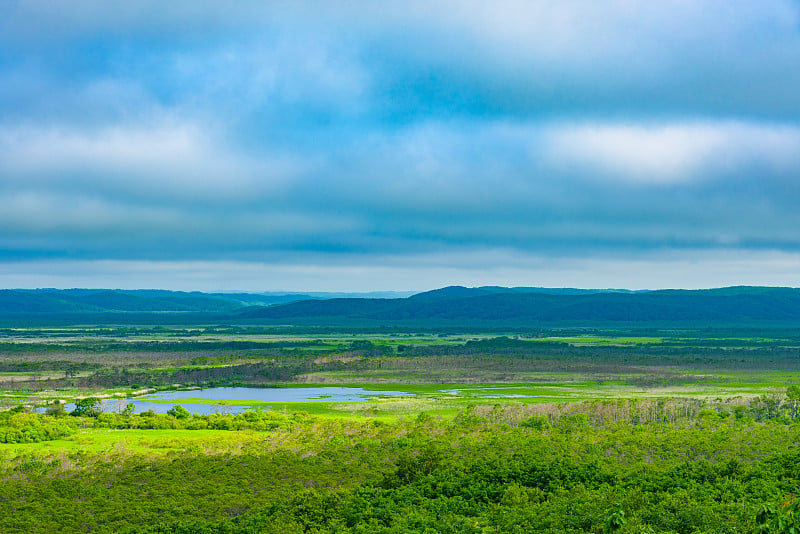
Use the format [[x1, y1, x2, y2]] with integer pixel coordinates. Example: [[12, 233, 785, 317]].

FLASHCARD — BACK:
[[0, 289, 413, 314], [0, 289, 288, 314], [238, 285, 800, 325], [2, 286, 800, 326]]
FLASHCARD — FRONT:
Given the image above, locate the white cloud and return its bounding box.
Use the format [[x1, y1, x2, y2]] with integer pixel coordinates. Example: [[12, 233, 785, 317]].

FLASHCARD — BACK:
[[543, 121, 800, 184], [0, 121, 304, 201]]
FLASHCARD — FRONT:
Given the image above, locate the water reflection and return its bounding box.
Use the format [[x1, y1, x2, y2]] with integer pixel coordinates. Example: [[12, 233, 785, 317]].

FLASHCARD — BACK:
[[53, 386, 412, 415]]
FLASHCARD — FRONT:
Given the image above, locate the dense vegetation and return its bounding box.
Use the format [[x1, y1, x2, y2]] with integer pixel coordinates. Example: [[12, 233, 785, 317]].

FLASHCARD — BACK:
[[2, 321, 800, 532], [2, 402, 800, 533]]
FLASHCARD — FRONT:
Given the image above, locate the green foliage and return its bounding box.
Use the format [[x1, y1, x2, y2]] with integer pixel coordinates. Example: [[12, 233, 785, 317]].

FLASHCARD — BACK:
[[70, 397, 102, 417], [520, 415, 550, 430], [0, 412, 78, 443], [756, 497, 800, 534], [751, 392, 787, 421], [3, 410, 800, 533], [348, 340, 375, 351], [604, 506, 627, 533], [45, 402, 65, 417], [166, 405, 191, 419], [786, 385, 800, 421]]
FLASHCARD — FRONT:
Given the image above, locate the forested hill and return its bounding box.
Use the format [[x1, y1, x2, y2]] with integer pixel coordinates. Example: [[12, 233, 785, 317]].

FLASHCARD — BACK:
[[0, 289, 297, 314], [0, 289, 408, 322], [3, 286, 800, 326], [239, 285, 800, 325]]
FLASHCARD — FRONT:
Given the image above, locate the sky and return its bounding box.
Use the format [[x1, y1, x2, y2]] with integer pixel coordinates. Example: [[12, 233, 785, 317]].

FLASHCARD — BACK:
[[2, 1, 800, 292]]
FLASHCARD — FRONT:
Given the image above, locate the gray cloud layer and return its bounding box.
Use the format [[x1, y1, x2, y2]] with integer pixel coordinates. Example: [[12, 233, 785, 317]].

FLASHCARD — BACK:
[[1, 1, 800, 289]]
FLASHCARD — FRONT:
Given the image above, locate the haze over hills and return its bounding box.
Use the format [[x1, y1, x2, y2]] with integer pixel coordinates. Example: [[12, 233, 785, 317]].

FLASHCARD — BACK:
[[0, 288, 414, 314], [2, 285, 800, 327]]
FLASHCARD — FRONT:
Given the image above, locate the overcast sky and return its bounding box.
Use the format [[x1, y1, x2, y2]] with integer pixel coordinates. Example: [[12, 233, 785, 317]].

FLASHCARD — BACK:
[[2, 1, 800, 291]]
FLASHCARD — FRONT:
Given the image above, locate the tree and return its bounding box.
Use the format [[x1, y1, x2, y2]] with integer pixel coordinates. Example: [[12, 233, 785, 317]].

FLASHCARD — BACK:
[[750, 393, 784, 421], [71, 397, 102, 417], [46, 402, 65, 417], [786, 386, 800, 421], [167, 405, 191, 419]]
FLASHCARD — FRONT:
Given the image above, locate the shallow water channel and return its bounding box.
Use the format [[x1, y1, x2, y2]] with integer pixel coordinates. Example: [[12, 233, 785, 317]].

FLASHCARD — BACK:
[[93, 386, 413, 415]]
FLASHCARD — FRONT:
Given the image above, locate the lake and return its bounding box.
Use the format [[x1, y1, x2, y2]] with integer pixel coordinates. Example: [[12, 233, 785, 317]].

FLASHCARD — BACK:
[[83, 386, 413, 415]]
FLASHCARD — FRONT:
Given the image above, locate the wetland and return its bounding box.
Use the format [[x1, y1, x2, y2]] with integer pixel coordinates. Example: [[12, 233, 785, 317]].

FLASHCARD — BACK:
[[2, 324, 800, 532]]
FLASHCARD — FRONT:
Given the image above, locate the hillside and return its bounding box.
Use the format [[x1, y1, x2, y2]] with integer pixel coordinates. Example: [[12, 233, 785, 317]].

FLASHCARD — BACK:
[[239, 285, 800, 326], [3, 286, 800, 327]]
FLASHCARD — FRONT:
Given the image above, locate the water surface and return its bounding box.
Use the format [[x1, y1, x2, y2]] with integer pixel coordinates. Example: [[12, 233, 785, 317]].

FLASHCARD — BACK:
[[77, 386, 412, 415]]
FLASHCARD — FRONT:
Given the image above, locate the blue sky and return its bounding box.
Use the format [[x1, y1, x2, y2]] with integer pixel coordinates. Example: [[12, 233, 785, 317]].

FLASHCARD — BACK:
[[2, 1, 800, 291]]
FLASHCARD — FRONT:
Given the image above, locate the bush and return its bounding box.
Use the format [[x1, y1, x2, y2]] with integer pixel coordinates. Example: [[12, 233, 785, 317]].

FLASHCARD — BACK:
[[521, 415, 551, 430], [167, 405, 191, 419], [71, 397, 102, 417]]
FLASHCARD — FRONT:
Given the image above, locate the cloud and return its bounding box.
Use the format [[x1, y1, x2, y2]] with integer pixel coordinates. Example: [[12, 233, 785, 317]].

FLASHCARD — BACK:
[[543, 121, 800, 184], [4, 1, 800, 121], [0, 121, 305, 204], [2, 1, 800, 288], [2, 117, 800, 263]]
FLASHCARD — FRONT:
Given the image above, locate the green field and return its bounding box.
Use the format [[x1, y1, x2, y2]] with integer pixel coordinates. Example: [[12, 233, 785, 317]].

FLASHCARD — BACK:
[[2, 326, 800, 532]]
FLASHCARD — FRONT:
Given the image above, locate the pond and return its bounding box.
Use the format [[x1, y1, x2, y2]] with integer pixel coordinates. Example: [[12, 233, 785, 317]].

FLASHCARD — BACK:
[[60, 386, 413, 415]]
